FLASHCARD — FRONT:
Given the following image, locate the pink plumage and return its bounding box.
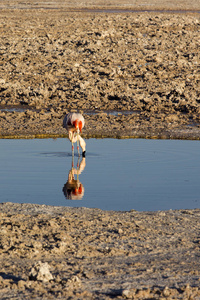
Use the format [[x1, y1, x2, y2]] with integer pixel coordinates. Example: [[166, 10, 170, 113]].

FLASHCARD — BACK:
[[63, 113, 86, 157], [63, 113, 85, 132]]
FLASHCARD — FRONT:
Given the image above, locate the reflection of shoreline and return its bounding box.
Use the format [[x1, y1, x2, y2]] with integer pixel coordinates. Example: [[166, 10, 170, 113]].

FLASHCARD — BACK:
[[63, 157, 86, 200], [1, 3, 199, 13]]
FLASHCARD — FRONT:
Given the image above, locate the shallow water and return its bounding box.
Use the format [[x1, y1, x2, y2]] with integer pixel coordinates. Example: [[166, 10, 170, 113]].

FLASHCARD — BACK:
[[0, 138, 200, 211], [0, 5, 199, 13], [0, 106, 136, 116]]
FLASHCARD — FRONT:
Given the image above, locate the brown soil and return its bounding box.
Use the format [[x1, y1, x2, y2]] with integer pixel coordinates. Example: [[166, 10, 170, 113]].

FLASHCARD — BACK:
[[1, 202, 200, 299], [0, 2, 199, 139]]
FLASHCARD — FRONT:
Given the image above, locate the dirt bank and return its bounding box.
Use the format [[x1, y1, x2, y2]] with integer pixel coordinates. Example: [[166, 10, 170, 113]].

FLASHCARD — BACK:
[[0, 6, 199, 139], [0, 202, 200, 299]]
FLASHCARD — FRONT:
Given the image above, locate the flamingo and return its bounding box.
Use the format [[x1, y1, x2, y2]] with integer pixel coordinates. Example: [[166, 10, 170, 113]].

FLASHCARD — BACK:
[[63, 155, 86, 200], [63, 112, 86, 157]]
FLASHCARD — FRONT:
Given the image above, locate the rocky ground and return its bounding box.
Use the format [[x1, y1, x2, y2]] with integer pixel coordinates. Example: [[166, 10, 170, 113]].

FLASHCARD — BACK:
[[0, 1, 200, 299], [0, 202, 200, 299], [0, 3, 199, 139]]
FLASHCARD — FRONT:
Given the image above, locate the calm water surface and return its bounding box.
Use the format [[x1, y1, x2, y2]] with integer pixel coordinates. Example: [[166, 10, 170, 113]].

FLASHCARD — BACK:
[[0, 138, 200, 211]]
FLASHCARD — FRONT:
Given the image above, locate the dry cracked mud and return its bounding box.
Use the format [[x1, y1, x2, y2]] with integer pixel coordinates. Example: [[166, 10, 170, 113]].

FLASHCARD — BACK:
[[0, 2, 199, 139], [0, 202, 200, 299], [0, 1, 200, 299]]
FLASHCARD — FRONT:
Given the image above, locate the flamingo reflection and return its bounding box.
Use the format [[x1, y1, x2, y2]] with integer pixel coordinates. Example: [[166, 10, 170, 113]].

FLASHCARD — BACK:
[[63, 155, 86, 200]]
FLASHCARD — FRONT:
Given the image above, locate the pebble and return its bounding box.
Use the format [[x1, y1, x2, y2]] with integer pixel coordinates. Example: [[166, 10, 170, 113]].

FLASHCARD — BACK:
[[29, 262, 54, 283]]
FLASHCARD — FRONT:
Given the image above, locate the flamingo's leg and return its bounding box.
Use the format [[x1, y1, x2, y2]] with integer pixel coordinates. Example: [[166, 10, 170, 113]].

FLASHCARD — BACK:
[[77, 129, 80, 157], [77, 155, 80, 175], [69, 131, 75, 164], [72, 142, 74, 167]]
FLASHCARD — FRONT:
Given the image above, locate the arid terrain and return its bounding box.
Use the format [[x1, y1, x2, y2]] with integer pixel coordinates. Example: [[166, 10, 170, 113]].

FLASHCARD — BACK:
[[0, 203, 200, 299], [0, 1, 200, 299], [0, 1, 199, 139]]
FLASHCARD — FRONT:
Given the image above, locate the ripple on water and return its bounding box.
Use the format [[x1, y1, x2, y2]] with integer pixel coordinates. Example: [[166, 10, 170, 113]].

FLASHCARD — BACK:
[[0, 138, 200, 211]]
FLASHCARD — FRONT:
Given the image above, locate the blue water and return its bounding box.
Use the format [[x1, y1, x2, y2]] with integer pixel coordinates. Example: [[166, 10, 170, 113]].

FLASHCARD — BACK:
[[0, 138, 200, 211]]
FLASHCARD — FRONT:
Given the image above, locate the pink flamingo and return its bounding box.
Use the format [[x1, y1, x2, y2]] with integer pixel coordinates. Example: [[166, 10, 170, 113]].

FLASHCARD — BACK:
[[63, 113, 86, 157]]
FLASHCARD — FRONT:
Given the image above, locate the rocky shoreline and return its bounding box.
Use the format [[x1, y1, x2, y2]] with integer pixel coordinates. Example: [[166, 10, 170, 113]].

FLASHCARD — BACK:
[[0, 202, 200, 299], [0, 7, 200, 140]]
